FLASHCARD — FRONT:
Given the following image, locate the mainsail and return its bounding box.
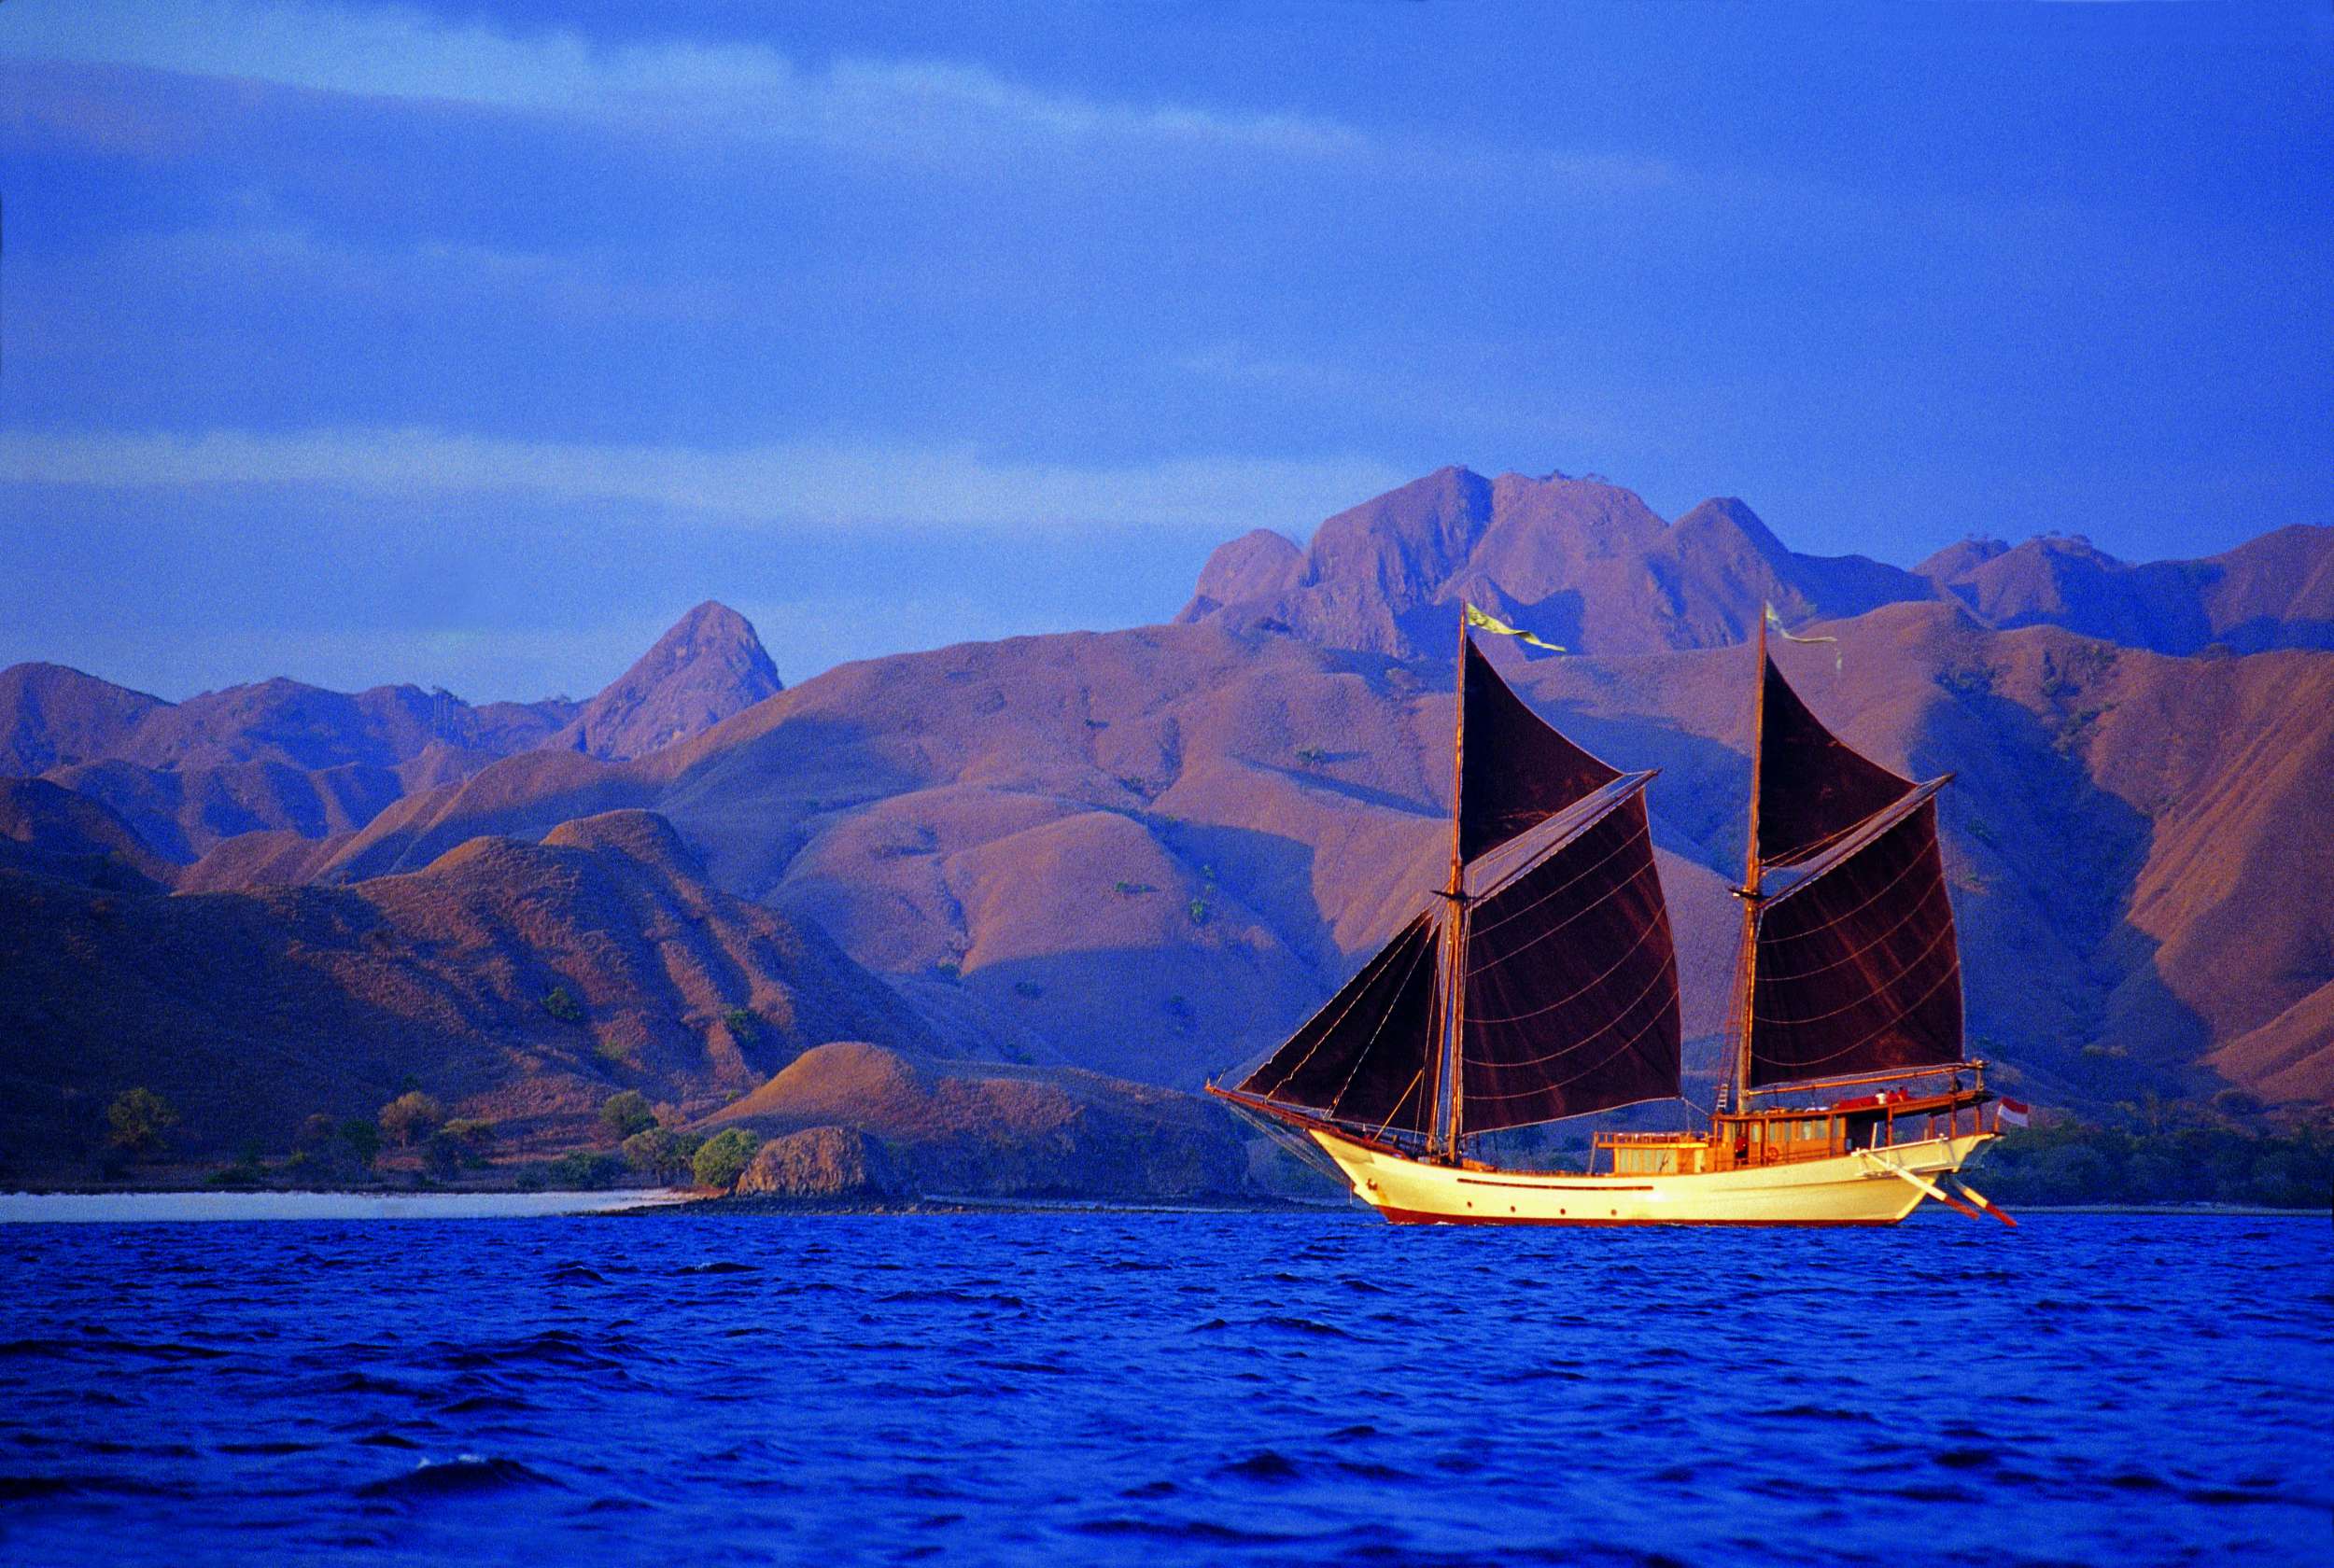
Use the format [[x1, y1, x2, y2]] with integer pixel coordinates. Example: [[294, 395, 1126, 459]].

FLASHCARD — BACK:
[[1234, 623, 1681, 1145], [1739, 643, 1963, 1089], [1461, 784, 1680, 1130]]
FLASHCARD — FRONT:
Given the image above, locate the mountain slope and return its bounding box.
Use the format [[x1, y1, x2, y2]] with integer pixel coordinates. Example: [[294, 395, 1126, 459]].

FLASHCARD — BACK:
[[0, 808, 935, 1175], [0, 663, 169, 776]]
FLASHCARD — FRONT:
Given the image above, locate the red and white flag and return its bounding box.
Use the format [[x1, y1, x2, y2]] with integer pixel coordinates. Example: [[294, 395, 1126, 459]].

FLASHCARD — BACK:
[[1999, 1098, 2032, 1129]]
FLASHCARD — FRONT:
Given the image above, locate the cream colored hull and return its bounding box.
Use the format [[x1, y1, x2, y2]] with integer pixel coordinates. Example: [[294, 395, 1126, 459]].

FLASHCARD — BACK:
[[1313, 1127, 1995, 1226]]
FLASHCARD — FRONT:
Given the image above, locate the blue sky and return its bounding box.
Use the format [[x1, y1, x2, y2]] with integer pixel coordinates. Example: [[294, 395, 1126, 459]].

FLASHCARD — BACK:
[[3, 1, 2328, 702]]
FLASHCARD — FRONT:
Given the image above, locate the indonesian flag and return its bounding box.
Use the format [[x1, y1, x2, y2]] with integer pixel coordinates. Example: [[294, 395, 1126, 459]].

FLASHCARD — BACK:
[[1999, 1098, 2032, 1129]]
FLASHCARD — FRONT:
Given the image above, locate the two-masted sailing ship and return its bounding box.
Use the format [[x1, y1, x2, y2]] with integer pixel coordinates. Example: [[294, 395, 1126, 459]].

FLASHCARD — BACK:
[[1208, 608, 2016, 1226]]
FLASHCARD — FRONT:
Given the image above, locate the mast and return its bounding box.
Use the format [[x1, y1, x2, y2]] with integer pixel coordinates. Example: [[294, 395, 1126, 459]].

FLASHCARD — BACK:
[[1432, 603, 1470, 1161], [1732, 611, 1767, 1110]]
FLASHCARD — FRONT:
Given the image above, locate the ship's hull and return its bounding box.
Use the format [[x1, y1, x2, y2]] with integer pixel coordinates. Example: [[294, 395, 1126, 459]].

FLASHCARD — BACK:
[[1312, 1126, 1994, 1226]]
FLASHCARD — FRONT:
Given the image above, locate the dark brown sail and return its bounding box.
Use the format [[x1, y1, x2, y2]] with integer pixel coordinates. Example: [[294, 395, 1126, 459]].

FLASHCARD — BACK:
[[1458, 638, 1617, 861], [1234, 911, 1442, 1136], [1755, 654, 1911, 865], [1460, 790, 1680, 1130], [1748, 796, 1961, 1086]]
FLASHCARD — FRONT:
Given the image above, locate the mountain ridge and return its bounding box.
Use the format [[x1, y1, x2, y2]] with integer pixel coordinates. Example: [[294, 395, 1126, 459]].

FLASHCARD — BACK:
[[8, 468, 2330, 1129]]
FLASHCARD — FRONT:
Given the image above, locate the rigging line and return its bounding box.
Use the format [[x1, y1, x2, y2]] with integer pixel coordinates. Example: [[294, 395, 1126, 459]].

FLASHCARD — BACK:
[[1367, 1070, 1427, 1143], [1465, 850, 1662, 978], [1465, 812, 1649, 940], [1462, 776, 1648, 906], [1752, 917, 1958, 1027], [1464, 973, 1680, 1098], [1752, 957, 1962, 1073], [1759, 781, 1945, 905], [1323, 916, 1441, 1120], [1756, 829, 1939, 947], [1463, 897, 1669, 1022], [1459, 949, 1679, 1072], [1760, 778, 1916, 868], [1249, 915, 1430, 1099], [1753, 874, 1952, 984]]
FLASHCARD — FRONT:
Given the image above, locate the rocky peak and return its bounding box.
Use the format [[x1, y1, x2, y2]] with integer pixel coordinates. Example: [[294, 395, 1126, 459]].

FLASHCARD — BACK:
[[560, 603, 782, 761]]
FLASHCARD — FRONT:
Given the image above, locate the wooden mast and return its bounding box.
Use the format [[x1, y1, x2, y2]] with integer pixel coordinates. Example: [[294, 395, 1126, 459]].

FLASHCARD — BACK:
[[1732, 610, 1769, 1111], [1431, 603, 1471, 1162]]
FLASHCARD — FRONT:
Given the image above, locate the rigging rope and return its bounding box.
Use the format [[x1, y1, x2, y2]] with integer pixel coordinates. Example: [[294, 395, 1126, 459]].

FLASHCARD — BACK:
[[1751, 956, 1963, 1072], [1322, 917, 1441, 1122], [1465, 812, 1651, 943], [1461, 959, 1680, 1097], [1752, 870, 1952, 985], [1750, 916, 1957, 1028], [1756, 819, 1938, 946], [1249, 914, 1431, 1099], [1458, 948, 1679, 1077], [1461, 894, 1670, 1023]]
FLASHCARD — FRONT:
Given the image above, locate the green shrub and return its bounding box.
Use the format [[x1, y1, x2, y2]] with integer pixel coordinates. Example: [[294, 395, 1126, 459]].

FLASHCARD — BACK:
[[106, 1087, 178, 1155], [599, 1090, 655, 1141], [442, 1118, 497, 1156], [378, 1091, 445, 1148], [421, 1129, 467, 1179], [338, 1118, 382, 1169], [692, 1128, 761, 1190], [621, 1127, 705, 1183], [544, 1151, 628, 1189], [1188, 899, 1210, 926], [722, 1007, 759, 1043], [542, 985, 585, 1024]]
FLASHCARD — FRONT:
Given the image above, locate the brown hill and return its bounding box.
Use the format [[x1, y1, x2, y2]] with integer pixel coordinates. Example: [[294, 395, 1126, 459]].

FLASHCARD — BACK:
[[21, 472, 2330, 1122], [1920, 525, 2334, 655], [1176, 467, 1929, 656], [555, 601, 781, 761], [0, 663, 168, 776], [0, 777, 177, 892], [183, 594, 2333, 1110], [8, 603, 777, 868], [0, 808, 935, 1177], [703, 1042, 1251, 1199]]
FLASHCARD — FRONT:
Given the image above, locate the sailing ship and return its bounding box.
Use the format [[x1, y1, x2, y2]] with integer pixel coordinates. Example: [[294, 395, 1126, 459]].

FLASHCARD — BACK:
[[1208, 608, 2015, 1226]]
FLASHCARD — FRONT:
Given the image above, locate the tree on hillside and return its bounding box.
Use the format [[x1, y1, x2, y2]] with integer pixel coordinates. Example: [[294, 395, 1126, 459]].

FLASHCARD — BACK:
[[621, 1127, 705, 1183], [106, 1087, 179, 1156], [339, 1118, 383, 1169], [378, 1091, 446, 1147], [692, 1128, 760, 1190], [599, 1090, 654, 1141]]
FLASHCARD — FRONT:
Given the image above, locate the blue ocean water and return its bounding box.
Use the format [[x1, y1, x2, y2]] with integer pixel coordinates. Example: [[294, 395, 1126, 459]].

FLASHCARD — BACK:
[[0, 1211, 2325, 1566]]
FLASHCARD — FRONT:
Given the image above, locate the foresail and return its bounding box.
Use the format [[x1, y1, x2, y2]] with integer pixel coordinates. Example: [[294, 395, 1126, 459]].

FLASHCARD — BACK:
[[1459, 783, 1680, 1132], [1755, 654, 1912, 865], [1748, 794, 1962, 1087], [1235, 911, 1441, 1137], [1458, 638, 1618, 862]]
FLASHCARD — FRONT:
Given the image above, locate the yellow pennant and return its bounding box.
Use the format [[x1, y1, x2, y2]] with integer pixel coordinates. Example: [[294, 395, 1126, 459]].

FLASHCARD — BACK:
[[1765, 601, 1842, 672], [1465, 602, 1566, 652]]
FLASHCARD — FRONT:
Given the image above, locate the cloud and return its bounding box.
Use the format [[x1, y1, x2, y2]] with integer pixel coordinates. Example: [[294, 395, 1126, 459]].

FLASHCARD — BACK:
[[1, 426, 1407, 539], [1, 1, 1365, 160]]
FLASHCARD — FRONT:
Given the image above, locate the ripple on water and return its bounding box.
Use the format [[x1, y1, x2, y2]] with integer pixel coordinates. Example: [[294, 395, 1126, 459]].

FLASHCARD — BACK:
[[0, 1212, 2321, 1566]]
